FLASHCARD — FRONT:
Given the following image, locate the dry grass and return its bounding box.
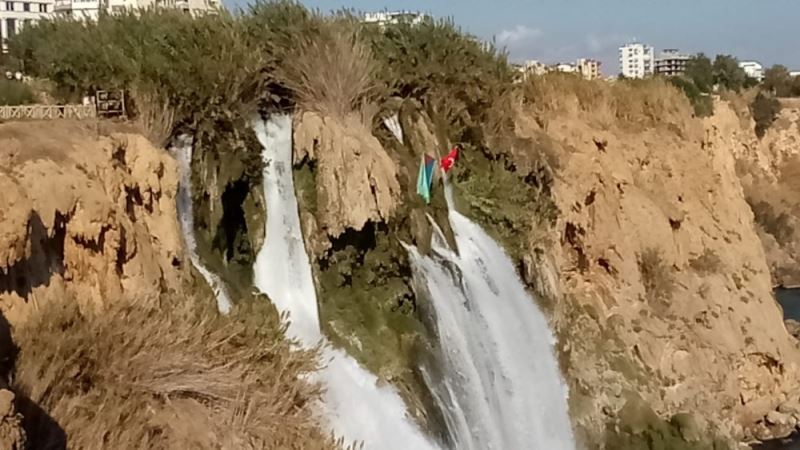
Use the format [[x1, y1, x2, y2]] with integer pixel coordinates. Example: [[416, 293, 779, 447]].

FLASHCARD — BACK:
[[520, 73, 692, 131], [130, 88, 177, 148], [11, 294, 338, 450], [275, 20, 381, 122]]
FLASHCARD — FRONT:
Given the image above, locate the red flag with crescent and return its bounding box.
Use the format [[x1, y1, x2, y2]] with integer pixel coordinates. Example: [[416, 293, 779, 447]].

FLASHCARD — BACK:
[[440, 147, 459, 173]]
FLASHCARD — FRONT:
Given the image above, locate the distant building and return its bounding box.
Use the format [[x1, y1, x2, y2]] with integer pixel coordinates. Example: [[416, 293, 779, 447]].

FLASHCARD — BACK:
[[363, 11, 426, 27], [0, 0, 52, 53], [789, 70, 800, 78], [553, 62, 577, 74], [576, 58, 602, 80], [522, 60, 547, 76], [654, 49, 690, 77], [53, 0, 100, 20], [54, 0, 221, 19], [514, 59, 547, 82], [739, 61, 764, 81], [619, 42, 654, 79]]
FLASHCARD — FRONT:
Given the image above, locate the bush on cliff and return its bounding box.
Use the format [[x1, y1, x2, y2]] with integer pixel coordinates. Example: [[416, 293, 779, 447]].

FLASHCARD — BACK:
[[751, 91, 782, 138], [9, 11, 261, 141], [11, 294, 336, 449], [0, 79, 35, 106], [367, 18, 514, 143]]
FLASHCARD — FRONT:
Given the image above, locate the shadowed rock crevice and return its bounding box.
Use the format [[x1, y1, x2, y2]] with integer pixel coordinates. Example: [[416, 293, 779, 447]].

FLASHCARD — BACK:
[[0, 211, 68, 299]]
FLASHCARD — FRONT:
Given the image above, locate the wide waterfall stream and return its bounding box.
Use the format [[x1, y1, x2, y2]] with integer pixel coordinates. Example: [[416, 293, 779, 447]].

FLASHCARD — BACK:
[[252, 115, 437, 450], [171, 137, 232, 314], [405, 186, 575, 449]]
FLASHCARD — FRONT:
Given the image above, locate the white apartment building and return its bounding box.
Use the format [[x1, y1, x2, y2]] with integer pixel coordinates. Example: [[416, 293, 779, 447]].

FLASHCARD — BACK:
[[739, 61, 764, 81], [619, 42, 654, 79], [363, 11, 426, 27], [1, 0, 52, 52], [53, 0, 221, 20], [53, 0, 99, 20]]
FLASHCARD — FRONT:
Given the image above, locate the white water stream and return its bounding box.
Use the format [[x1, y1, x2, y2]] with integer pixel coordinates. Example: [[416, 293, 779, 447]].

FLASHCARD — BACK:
[[171, 137, 232, 314], [252, 115, 438, 450], [405, 186, 575, 450]]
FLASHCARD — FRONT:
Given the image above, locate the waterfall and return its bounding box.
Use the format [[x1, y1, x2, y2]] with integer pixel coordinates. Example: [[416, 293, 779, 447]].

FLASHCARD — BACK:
[[405, 184, 575, 450], [252, 115, 438, 450], [383, 114, 404, 145], [170, 136, 232, 314]]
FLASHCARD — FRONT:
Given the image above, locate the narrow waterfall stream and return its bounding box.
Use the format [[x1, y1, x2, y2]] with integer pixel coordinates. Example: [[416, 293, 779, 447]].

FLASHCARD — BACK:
[[405, 184, 576, 450], [171, 137, 232, 314], [252, 115, 438, 450]]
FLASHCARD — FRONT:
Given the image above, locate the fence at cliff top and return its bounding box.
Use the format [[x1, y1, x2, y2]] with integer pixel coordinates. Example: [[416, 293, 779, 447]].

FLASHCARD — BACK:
[[0, 104, 97, 121]]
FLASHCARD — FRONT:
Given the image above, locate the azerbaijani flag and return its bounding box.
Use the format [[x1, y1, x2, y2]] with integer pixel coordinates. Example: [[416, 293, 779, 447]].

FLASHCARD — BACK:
[[416, 154, 437, 204]]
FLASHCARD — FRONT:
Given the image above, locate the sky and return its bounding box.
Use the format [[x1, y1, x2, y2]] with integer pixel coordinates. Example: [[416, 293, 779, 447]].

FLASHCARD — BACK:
[[225, 0, 800, 75]]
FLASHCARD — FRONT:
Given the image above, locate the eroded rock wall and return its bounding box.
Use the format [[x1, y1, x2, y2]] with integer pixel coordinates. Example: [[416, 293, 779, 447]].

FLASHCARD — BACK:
[[507, 83, 800, 445], [0, 121, 189, 323]]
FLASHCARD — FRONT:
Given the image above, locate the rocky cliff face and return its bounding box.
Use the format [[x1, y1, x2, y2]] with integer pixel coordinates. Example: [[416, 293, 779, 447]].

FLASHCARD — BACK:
[[0, 121, 189, 323], [504, 82, 800, 446], [718, 100, 800, 287]]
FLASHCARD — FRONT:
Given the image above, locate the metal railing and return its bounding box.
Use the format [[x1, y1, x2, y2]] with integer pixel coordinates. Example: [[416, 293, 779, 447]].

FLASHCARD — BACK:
[[0, 104, 97, 121]]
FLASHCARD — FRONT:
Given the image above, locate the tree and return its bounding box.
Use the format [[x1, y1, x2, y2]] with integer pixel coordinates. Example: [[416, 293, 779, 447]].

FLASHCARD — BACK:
[[751, 91, 782, 138], [763, 65, 793, 97], [684, 53, 713, 93], [712, 54, 746, 92]]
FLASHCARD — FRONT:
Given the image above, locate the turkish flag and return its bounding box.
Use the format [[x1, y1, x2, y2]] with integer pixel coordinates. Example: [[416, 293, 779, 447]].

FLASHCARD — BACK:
[[440, 147, 459, 173]]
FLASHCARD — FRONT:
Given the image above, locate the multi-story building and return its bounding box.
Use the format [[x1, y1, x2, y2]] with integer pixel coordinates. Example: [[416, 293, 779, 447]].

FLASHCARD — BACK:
[[54, 0, 221, 19], [654, 49, 690, 77], [739, 61, 764, 81], [52, 0, 100, 20], [363, 11, 425, 27], [619, 42, 654, 79], [553, 62, 577, 74], [1, 0, 52, 52], [576, 58, 601, 80]]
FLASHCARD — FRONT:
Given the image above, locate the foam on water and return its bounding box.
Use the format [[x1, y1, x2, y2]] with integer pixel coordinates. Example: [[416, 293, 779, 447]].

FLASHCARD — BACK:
[[405, 183, 576, 450]]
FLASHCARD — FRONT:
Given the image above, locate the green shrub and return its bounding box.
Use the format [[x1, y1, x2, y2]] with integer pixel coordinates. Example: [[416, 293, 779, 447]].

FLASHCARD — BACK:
[[669, 76, 714, 117], [750, 91, 782, 138], [9, 11, 261, 135], [0, 79, 35, 105], [366, 18, 514, 143]]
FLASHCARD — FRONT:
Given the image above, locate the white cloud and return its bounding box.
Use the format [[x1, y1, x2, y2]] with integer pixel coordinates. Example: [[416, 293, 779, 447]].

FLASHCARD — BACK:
[[496, 25, 542, 45]]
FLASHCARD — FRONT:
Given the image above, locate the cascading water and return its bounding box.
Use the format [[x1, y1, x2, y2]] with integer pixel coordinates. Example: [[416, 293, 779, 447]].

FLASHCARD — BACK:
[[405, 184, 575, 450], [252, 115, 438, 450], [383, 114, 404, 145], [170, 137, 232, 314]]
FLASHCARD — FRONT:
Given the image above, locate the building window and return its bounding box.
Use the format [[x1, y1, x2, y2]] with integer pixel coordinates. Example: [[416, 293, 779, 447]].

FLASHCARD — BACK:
[[5, 2, 12, 11], [38, 3, 45, 11], [6, 18, 16, 38], [22, 2, 28, 10]]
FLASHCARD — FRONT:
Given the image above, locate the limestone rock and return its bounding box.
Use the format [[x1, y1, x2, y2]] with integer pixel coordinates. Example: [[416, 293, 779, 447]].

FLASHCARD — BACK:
[[512, 90, 800, 444], [294, 111, 401, 238], [0, 121, 189, 323], [0, 389, 24, 449]]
